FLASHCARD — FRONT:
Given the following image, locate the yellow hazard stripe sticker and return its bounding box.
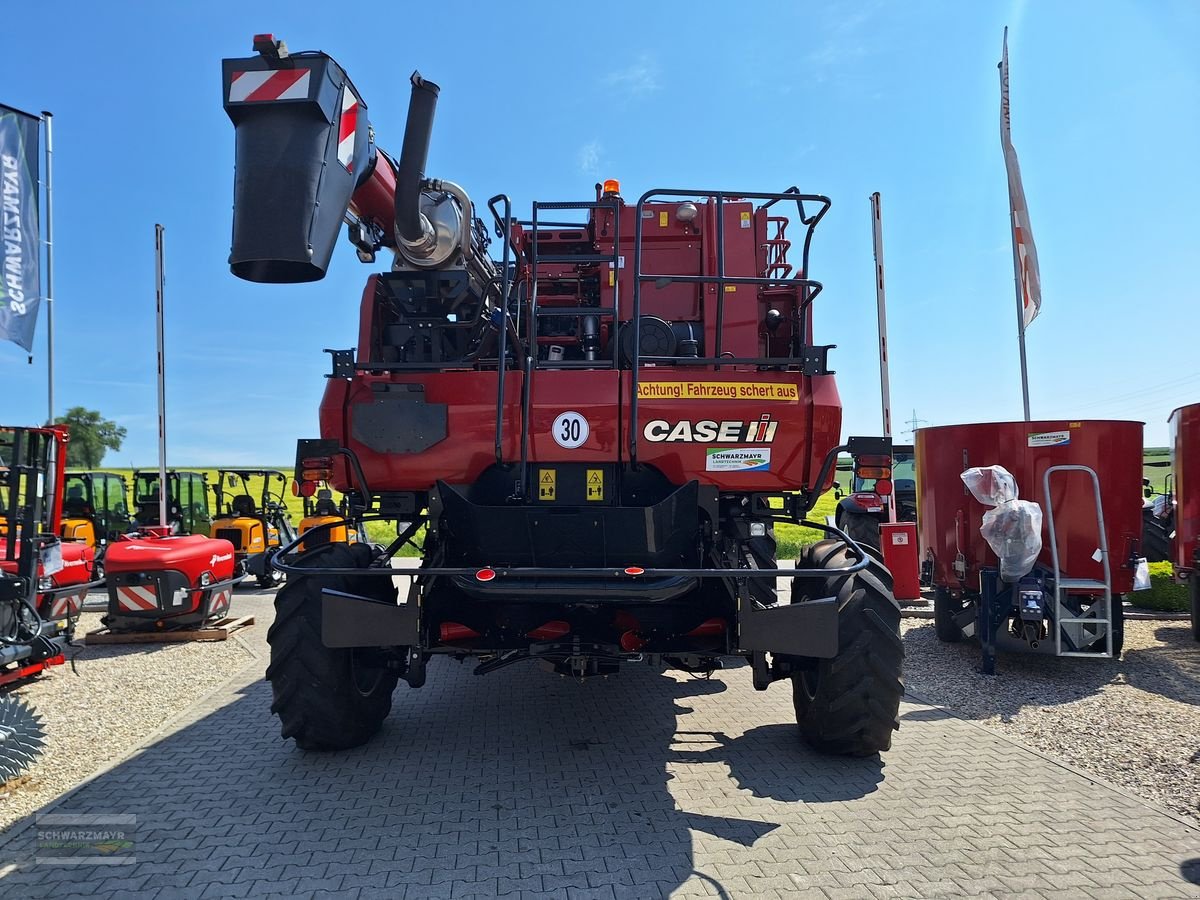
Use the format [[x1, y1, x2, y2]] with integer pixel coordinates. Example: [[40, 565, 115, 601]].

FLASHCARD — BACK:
[[637, 382, 799, 401]]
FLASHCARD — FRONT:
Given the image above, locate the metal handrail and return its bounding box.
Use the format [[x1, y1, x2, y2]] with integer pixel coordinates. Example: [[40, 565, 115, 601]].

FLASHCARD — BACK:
[[1042, 464, 1113, 657]]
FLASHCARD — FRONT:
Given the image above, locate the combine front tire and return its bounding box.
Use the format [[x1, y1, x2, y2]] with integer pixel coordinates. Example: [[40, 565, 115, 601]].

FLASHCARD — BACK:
[[266, 543, 398, 751], [790, 540, 903, 756], [1190, 574, 1200, 642], [1141, 508, 1170, 563]]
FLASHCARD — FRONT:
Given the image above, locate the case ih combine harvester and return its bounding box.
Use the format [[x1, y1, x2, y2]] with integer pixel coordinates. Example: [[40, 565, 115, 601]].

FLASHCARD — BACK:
[[223, 35, 902, 755], [1144, 403, 1200, 639], [917, 420, 1143, 674]]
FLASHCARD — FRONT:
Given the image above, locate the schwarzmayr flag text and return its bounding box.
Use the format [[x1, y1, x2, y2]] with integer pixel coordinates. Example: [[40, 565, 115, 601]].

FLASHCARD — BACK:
[[0, 104, 41, 352]]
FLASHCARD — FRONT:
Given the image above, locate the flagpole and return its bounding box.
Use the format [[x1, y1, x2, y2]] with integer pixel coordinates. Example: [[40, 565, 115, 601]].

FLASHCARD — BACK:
[[869, 192, 892, 437], [155, 224, 168, 530], [1010, 209, 1031, 421], [41, 110, 54, 425]]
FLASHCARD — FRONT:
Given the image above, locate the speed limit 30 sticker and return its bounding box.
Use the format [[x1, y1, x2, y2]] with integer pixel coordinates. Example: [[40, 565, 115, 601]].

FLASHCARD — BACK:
[[552, 411, 590, 449]]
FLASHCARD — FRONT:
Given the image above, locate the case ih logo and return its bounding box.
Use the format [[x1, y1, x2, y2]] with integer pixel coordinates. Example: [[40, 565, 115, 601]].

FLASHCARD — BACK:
[[643, 415, 779, 443]]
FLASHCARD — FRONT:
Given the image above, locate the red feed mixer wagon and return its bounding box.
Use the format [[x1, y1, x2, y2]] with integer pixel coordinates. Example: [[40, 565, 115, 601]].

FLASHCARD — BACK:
[[1167, 403, 1200, 640], [916, 420, 1144, 673], [220, 34, 903, 756]]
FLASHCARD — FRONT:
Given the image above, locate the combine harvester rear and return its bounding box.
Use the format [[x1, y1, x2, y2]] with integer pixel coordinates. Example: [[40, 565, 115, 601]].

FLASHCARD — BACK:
[[222, 35, 903, 755], [1165, 403, 1200, 640], [917, 420, 1144, 673]]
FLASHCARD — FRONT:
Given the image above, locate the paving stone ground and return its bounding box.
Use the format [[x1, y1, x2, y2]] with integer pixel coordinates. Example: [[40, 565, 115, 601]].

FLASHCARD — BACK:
[[1, 592, 1198, 899]]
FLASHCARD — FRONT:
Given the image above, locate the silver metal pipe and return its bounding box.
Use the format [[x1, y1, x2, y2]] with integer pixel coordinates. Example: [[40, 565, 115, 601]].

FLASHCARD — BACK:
[[155, 224, 168, 530], [41, 111, 54, 425]]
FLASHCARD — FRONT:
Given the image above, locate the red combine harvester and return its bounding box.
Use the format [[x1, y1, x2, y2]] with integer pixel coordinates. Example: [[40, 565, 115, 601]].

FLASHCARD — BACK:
[[917, 420, 1143, 673], [222, 35, 901, 755], [1, 426, 98, 685], [1165, 404, 1200, 640]]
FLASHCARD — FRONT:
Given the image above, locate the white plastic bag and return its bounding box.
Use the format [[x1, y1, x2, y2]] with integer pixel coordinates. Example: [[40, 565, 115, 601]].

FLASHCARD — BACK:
[[961, 465, 1043, 583], [1132, 557, 1151, 592]]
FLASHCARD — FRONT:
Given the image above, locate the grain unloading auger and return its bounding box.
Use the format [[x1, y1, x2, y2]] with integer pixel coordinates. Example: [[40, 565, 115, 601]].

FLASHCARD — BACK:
[[222, 35, 903, 755]]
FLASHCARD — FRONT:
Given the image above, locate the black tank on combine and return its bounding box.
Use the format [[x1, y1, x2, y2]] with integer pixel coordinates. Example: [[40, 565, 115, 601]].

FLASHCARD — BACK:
[[221, 34, 903, 755]]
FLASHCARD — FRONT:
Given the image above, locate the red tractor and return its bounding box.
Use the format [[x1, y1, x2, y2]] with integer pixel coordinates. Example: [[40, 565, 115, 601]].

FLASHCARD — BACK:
[[0, 425, 98, 685], [222, 36, 901, 755]]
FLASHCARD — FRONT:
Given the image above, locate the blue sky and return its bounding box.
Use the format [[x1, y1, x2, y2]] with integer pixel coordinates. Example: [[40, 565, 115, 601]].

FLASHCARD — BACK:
[[2, 0, 1197, 463]]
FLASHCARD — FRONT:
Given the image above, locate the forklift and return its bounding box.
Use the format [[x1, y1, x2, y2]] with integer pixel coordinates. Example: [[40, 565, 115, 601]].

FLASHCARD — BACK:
[[211, 469, 296, 587], [131, 470, 213, 536], [59, 471, 133, 551]]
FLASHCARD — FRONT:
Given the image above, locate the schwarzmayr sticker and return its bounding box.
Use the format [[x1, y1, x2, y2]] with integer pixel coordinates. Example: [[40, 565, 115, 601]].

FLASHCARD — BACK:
[[706, 447, 771, 472], [1028, 430, 1071, 448]]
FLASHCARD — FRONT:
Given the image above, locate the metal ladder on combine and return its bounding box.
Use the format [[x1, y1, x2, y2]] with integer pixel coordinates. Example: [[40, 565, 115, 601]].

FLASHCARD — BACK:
[[1043, 464, 1115, 658]]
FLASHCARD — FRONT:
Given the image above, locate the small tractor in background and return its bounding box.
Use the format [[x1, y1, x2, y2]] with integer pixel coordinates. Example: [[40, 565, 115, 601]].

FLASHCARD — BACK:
[[222, 36, 902, 756], [131, 469, 212, 536], [211, 469, 296, 587], [1, 425, 98, 686], [917, 420, 1143, 673], [297, 484, 364, 551], [1140, 458, 1173, 563], [59, 470, 133, 579], [834, 444, 916, 550]]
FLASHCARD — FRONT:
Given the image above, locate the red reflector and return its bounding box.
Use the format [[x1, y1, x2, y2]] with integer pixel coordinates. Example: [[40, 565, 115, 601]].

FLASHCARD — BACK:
[[253, 33, 274, 43], [527, 620, 570, 641], [476, 568, 496, 582], [301, 456, 333, 469], [620, 630, 646, 651], [439, 622, 481, 642], [298, 481, 317, 498], [874, 478, 893, 496], [624, 566, 645, 576], [686, 617, 727, 637]]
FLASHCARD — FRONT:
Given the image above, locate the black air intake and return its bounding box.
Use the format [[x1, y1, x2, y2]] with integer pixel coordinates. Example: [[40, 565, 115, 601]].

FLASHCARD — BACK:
[[222, 54, 369, 283]]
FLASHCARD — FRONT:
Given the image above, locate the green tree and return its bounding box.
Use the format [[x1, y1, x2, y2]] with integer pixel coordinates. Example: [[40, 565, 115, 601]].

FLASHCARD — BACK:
[[54, 407, 128, 468]]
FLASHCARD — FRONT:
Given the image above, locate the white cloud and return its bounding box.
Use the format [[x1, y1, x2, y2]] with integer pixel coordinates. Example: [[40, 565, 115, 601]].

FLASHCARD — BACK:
[[603, 54, 660, 96], [578, 140, 602, 175]]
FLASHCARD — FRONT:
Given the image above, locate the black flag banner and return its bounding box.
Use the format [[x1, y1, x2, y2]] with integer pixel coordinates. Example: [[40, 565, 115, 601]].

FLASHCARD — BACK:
[[0, 104, 40, 352]]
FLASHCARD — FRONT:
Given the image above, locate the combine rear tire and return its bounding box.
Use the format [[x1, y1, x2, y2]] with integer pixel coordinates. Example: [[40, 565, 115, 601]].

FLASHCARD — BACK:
[[933, 586, 966, 642], [1141, 508, 1170, 563], [266, 543, 399, 751], [790, 540, 903, 756], [840, 510, 881, 552]]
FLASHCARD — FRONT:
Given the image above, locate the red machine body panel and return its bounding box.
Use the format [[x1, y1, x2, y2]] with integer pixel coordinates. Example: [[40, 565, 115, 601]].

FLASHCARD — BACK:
[[916, 420, 1143, 594], [105, 534, 236, 583], [1170, 403, 1200, 574]]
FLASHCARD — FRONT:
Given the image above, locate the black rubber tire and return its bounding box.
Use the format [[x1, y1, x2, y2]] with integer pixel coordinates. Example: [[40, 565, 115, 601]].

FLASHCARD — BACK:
[[1141, 508, 1170, 563], [1190, 575, 1200, 642], [933, 586, 965, 643], [265, 542, 399, 751], [841, 510, 882, 552], [1110, 596, 1125, 657], [789, 539, 903, 756]]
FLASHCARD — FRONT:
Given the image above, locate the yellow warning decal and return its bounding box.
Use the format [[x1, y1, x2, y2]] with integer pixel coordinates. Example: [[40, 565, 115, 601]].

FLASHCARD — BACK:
[[538, 468, 556, 501], [636, 382, 799, 401], [586, 469, 604, 501], [659, 211, 669, 227], [740, 210, 752, 229], [724, 285, 737, 292], [609, 269, 615, 287]]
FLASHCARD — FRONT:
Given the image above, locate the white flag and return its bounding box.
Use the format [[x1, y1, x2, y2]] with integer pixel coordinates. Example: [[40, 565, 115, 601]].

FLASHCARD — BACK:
[[1000, 27, 1042, 329]]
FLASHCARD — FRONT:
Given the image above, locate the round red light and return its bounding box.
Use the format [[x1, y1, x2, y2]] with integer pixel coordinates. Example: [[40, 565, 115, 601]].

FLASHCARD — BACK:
[[624, 566, 645, 576], [298, 481, 317, 498], [874, 478, 893, 496], [476, 568, 496, 582]]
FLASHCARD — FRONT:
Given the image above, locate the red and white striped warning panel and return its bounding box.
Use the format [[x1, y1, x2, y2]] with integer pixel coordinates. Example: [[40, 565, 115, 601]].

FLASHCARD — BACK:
[[337, 88, 358, 172], [209, 588, 232, 618], [50, 591, 86, 619], [115, 584, 159, 613], [228, 68, 311, 103]]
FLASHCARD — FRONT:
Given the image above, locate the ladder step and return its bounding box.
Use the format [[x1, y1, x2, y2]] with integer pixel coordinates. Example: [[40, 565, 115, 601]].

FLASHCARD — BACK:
[[534, 254, 614, 265], [1057, 578, 1109, 591], [1059, 617, 1111, 625], [535, 307, 616, 317]]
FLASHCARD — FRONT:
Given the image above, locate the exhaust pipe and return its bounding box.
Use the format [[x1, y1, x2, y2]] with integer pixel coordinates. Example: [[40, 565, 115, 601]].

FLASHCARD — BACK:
[[394, 71, 441, 259]]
